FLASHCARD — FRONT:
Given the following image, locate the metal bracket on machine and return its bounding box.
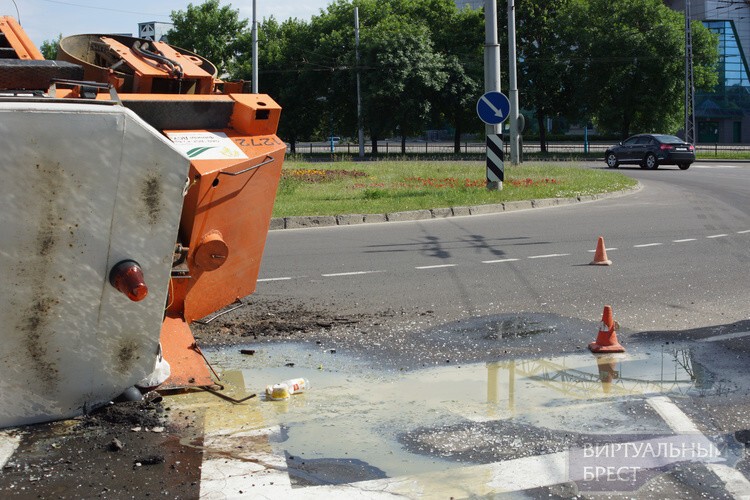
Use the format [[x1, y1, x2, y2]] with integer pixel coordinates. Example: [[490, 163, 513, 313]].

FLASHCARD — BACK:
[[48, 78, 121, 102], [192, 298, 246, 325]]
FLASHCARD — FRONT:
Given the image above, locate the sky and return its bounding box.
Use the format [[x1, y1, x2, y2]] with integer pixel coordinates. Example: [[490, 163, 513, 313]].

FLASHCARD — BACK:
[[4, 0, 333, 48]]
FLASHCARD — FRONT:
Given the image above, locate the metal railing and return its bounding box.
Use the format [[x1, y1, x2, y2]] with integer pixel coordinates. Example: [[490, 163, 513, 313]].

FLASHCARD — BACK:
[[288, 141, 750, 157]]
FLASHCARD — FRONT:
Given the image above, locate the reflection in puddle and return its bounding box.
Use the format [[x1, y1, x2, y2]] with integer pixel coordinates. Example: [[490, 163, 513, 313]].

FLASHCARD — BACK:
[[194, 343, 722, 485]]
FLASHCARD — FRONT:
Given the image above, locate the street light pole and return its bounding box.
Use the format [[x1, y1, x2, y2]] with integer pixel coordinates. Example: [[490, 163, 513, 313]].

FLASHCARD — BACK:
[[484, 0, 503, 190], [252, 0, 258, 93], [355, 7, 364, 158], [684, 0, 696, 144], [508, 0, 520, 165]]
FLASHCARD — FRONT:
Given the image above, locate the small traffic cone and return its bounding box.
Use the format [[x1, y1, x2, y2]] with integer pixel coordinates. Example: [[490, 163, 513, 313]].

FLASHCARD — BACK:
[[590, 236, 612, 266], [588, 305, 625, 353]]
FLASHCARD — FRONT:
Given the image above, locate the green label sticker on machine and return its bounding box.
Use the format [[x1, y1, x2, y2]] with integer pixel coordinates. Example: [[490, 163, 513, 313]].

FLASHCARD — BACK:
[[167, 131, 249, 160]]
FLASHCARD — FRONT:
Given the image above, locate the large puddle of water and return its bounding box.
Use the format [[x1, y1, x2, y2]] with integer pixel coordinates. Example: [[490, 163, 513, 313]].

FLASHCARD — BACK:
[[188, 342, 723, 485]]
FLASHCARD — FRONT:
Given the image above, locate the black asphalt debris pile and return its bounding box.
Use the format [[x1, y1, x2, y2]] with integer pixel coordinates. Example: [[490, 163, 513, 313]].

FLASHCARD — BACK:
[[0, 398, 203, 498]]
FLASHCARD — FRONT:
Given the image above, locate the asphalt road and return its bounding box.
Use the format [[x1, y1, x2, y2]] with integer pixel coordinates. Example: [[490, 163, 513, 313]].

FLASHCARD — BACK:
[[258, 160, 750, 335], [211, 158, 750, 498]]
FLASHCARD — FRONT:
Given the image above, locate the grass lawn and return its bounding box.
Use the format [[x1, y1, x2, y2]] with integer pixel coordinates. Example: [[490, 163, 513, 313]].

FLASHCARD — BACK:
[[272, 161, 638, 217]]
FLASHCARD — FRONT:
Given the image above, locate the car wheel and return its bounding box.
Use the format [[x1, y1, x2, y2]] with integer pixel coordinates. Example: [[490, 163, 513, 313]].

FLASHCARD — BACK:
[[605, 152, 619, 168], [644, 153, 658, 169], [678, 163, 690, 170]]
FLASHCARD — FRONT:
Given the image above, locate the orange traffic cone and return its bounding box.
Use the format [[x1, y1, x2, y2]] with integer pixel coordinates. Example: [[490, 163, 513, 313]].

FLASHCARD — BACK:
[[588, 305, 625, 353], [590, 236, 612, 266]]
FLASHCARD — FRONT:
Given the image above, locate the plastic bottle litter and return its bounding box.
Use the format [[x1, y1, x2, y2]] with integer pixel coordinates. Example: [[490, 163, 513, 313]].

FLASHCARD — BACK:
[[265, 378, 309, 401]]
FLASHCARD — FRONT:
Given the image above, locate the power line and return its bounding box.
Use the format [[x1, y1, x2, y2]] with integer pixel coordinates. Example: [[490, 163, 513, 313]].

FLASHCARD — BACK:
[[35, 0, 171, 18], [8, 0, 20, 23]]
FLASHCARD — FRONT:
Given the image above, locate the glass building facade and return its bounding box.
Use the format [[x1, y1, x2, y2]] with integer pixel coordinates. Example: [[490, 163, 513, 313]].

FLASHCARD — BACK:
[[696, 20, 750, 142], [666, 0, 750, 143]]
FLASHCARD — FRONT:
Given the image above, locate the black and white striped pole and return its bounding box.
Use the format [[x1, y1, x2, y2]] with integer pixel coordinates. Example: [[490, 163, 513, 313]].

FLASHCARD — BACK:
[[477, 90, 510, 188], [479, 0, 508, 190], [486, 133, 504, 184]]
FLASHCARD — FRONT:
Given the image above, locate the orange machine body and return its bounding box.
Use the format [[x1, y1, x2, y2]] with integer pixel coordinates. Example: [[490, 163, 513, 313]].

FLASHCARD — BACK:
[[159, 94, 284, 387], [0, 16, 44, 60], [57, 33, 220, 94], [99, 37, 215, 94], [168, 128, 284, 322], [54, 32, 286, 387]]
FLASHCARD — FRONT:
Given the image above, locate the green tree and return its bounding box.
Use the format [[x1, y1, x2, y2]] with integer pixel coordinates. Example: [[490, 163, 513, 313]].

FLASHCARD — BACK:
[[431, 5, 484, 152], [168, 0, 248, 75], [226, 0, 484, 152], [39, 34, 61, 60], [313, 0, 467, 152], [517, 0, 579, 152], [233, 17, 327, 151], [360, 16, 448, 153], [570, 0, 718, 138]]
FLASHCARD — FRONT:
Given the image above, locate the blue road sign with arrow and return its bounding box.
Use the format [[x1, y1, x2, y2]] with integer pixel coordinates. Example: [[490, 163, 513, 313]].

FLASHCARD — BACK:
[[476, 91, 510, 125]]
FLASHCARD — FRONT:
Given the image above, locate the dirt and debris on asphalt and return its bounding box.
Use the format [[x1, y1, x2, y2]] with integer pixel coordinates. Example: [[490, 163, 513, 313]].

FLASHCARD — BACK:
[[0, 295, 411, 499], [5, 293, 750, 498], [0, 397, 204, 499], [191, 294, 602, 370], [0, 294, 588, 494], [194, 298, 366, 344], [192, 294, 404, 347]]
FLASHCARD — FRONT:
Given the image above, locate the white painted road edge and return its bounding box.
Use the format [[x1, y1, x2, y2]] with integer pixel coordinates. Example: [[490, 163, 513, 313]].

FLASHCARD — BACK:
[[198, 396, 750, 498], [699, 331, 750, 343], [647, 396, 750, 499]]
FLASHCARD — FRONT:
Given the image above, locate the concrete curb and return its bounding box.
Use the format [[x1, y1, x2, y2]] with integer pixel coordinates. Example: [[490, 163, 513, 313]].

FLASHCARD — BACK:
[[270, 183, 642, 230]]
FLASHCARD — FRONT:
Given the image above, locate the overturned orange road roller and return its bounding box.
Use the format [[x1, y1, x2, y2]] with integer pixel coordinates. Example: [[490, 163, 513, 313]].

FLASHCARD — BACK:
[[0, 17, 284, 426]]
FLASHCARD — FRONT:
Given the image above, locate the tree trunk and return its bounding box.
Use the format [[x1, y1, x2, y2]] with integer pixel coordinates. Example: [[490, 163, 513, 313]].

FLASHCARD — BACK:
[[537, 114, 548, 153], [453, 113, 462, 153], [371, 133, 378, 154], [289, 137, 296, 154], [620, 117, 631, 140], [401, 134, 406, 154]]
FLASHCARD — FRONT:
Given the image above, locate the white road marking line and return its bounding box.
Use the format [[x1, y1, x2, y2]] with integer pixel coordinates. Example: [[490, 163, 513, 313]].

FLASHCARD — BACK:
[[705, 464, 750, 500], [200, 427, 292, 498], [195, 388, 746, 497], [321, 270, 386, 277], [0, 432, 20, 469], [198, 431, 742, 498], [699, 331, 750, 342], [647, 396, 750, 495], [647, 396, 700, 433], [527, 253, 570, 259], [261, 231, 749, 282]]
